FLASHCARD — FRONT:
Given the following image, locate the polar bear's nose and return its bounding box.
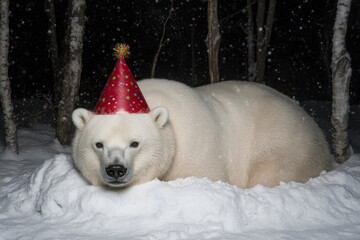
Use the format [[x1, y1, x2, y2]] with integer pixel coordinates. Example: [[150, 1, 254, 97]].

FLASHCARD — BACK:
[[105, 165, 127, 179]]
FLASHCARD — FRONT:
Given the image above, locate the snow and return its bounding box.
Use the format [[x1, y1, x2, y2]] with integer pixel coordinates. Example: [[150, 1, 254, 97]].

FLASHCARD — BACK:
[[1, 124, 360, 239]]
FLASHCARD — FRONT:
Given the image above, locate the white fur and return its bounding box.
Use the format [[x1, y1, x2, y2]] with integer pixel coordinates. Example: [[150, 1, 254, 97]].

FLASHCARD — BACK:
[[72, 79, 333, 188]]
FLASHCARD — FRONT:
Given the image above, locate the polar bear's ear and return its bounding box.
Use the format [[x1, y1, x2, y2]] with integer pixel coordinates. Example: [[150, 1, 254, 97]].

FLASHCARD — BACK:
[[72, 108, 93, 130], [150, 107, 169, 128]]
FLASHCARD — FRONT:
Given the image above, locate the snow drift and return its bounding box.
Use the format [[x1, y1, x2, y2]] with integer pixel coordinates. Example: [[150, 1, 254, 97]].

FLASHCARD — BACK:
[[1, 149, 360, 239]]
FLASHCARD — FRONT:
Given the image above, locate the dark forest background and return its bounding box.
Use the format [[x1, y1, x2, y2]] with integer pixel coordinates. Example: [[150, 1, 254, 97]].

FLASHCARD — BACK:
[[7, 0, 360, 110]]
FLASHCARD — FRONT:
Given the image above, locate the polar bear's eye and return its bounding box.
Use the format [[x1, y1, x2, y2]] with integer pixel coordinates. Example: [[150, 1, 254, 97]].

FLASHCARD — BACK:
[[130, 141, 139, 148], [95, 142, 104, 149]]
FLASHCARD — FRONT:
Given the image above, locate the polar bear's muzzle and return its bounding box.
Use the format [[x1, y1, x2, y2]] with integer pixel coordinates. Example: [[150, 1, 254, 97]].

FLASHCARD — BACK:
[[105, 164, 127, 179], [101, 163, 132, 187]]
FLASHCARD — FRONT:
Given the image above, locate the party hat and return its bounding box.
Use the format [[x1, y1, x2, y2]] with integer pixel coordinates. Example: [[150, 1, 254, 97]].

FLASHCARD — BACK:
[[94, 44, 150, 114]]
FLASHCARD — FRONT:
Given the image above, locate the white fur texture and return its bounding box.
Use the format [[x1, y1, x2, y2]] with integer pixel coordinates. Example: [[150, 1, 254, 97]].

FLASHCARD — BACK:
[[72, 79, 333, 188]]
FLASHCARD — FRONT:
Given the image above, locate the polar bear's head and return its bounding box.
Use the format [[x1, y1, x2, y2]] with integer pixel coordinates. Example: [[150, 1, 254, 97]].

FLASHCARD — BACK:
[[71, 107, 175, 188]]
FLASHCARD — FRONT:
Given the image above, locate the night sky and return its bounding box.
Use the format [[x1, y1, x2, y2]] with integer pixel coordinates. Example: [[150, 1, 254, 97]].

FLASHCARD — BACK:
[[7, 0, 360, 108]]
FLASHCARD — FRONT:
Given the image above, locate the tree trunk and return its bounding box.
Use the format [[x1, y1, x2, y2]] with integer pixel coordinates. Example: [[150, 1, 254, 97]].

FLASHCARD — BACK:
[[206, 0, 221, 84], [331, 0, 352, 163], [0, 0, 18, 153], [56, 0, 86, 145], [247, 0, 256, 82], [151, 0, 173, 78], [255, 0, 276, 84]]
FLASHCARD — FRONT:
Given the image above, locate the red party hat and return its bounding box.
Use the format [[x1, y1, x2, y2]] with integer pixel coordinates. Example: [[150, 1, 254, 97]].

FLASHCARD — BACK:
[[94, 44, 150, 114]]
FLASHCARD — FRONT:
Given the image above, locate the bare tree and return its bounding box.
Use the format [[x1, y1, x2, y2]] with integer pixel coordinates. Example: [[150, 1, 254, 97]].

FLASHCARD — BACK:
[[206, 0, 221, 84], [151, 0, 174, 78], [331, 0, 352, 163], [247, 0, 276, 83], [56, 0, 86, 145], [0, 0, 18, 153]]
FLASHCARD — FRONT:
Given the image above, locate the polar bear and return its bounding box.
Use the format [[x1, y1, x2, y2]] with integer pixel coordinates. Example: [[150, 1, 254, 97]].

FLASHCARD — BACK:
[[72, 79, 333, 188]]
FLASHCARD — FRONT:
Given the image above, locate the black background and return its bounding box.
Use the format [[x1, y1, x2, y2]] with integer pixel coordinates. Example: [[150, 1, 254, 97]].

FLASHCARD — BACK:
[[7, 0, 360, 108]]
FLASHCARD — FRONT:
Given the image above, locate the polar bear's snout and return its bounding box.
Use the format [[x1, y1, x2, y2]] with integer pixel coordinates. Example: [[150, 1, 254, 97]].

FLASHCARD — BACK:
[[105, 164, 127, 179], [101, 163, 132, 186]]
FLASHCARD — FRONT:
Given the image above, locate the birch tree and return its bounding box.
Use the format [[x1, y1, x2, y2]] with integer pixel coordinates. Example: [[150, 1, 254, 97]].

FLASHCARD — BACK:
[[206, 0, 221, 84], [247, 0, 276, 83], [331, 0, 352, 163], [0, 0, 18, 153], [56, 0, 86, 145]]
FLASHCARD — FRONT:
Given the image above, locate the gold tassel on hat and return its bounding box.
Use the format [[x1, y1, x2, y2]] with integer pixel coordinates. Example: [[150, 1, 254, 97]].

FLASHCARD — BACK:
[[113, 43, 130, 59]]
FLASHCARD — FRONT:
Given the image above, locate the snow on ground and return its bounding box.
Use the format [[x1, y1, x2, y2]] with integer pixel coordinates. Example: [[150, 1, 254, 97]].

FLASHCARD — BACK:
[[0, 125, 360, 240]]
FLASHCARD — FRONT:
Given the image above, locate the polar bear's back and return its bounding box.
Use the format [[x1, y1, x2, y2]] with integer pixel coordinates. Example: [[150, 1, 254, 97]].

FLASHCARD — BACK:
[[138, 79, 333, 188], [198, 81, 332, 185]]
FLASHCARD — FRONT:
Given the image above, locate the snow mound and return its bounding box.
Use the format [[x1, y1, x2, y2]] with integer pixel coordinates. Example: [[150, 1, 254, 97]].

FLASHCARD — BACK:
[[1, 154, 360, 239]]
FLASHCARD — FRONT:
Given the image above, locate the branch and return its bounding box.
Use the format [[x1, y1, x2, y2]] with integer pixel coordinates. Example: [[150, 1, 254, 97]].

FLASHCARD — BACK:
[[151, 0, 174, 78]]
